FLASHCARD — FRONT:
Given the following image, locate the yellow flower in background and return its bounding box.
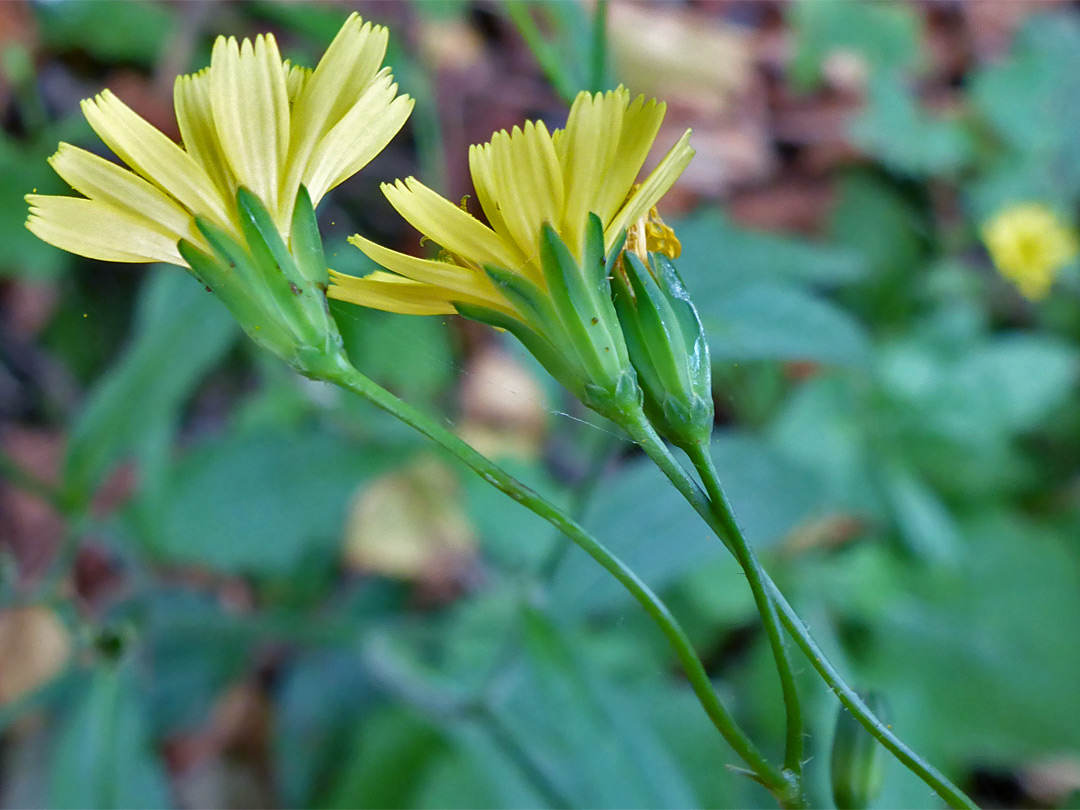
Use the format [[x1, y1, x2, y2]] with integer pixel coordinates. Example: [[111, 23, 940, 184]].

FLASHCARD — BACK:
[[981, 202, 1079, 300], [26, 13, 413, 267], [329, 85, 693, 318]]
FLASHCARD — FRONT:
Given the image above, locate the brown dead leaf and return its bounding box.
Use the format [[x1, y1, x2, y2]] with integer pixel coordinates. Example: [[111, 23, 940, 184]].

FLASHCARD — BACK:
[[1021, 757, 1080, 807], [165, 681, 275, 810], [343, 455, 475, 583], [1, 279, 58, 337], [457, 344, 546, 460], [106, 71, 179, 140], [729, 180, 835, 234], [609, 3, 751, 116], [416, 15, 485, 73], [0, 605, 71, 704], [780, 513, 867, 556]]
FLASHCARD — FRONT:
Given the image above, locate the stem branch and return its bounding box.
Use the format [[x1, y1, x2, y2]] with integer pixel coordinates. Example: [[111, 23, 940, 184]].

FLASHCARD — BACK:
[[623, 422, 978, 810], [319, 357, 796, 802], [682, 437, 804, 776]]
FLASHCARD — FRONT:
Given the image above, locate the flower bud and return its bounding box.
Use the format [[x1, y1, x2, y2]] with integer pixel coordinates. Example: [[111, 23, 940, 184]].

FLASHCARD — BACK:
[[611, 251, 713, 448], [831, 692, 889, 810]]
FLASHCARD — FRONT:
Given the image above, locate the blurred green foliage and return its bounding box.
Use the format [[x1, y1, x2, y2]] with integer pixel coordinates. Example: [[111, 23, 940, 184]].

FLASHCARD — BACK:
[[3, 2, 1080, 809]]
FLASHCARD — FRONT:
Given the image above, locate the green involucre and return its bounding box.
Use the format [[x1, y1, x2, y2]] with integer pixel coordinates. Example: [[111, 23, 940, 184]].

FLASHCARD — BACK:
[[180, 185, 343, 370], [612, 251, 713, 447]]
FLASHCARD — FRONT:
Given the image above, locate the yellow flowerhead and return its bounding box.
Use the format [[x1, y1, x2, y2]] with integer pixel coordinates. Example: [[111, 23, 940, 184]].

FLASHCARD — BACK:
[[329, 86, 693, 418], [26, 13, 413, 267], [981, 202, 1079, 300], [329, 85, 693, 319]]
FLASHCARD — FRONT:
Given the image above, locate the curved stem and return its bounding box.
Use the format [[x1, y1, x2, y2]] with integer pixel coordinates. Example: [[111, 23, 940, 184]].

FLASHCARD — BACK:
[[317, 356, 797, 803], [620, 422, 978, 810], [764, 581, 977, 808], [681, 437, 804, 776]]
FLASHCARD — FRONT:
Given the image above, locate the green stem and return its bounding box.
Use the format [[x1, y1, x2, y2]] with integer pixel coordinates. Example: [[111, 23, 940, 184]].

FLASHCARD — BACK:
[[588, 0, 609, 93], [316, 355, 796, 804], [504, 2, 578, 103], [621, 422, 978, 810], [766, 582, 977, 810], [682, 437, 804, 777]]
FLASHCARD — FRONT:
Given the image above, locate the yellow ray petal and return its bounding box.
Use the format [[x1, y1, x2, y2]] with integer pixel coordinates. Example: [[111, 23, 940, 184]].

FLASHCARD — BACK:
[[556, 88, 626, 257], [284, 63, 312, 104], [467, 142, 551, 291], [209, 34, 290, 223], [174, 69, 236, 203], [329, 270, 461, 316], [81, 90, 232, 232], [347, 232, 506, 305], [382, 177, 524, 272], [303, 71, 413, 205], [487, 122, 564, 263], [295, 14, 387, 142], [48, 143, 206, 250], [593, 93, 666, 225], [26, 195, 184, 265], [605, 129, 694, 248], [283, 14, 388, 209]]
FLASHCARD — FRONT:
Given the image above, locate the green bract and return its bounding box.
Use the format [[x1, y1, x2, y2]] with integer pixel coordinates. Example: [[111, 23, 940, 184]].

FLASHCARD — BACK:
[[177, 185, 345, 375], [457, 213, 641, 421], [612, 251, 713, 448]]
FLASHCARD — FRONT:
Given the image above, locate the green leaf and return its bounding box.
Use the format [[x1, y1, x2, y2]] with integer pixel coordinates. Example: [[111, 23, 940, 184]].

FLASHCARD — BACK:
[[828, 172, 930, 325], [701, 283, 871, 367], [416, 737, 540, 809], [152, 430, 391, 575], [0, 133, 73, 279], [829, 172, 929, 279], [880, 464, 963, 564], [64, 268, 237, 500], [969, 13, 1080, 212], [49, 661, 170, 810], [462, 458, 565, 573], [674, 210, 865, 296], [321, 704, 448, 809], [966, 334, 1078, 432], [483, 610, 701, 808], [769, 374, 883, 515], [865, 516, 1080, 765], [34, 0, 174, 66], [850, 74, 973, 177], [877, 332, 1078, 444], [274, 650, 378, 808], [143, 589, 254, 736], [788, 0, 921, 92]]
